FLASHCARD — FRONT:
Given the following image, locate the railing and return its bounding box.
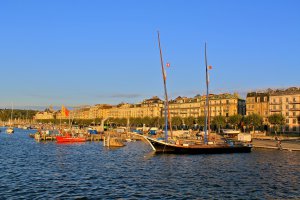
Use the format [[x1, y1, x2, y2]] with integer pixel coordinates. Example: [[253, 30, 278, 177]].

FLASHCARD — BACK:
[[269, 101, 282, 105], [289, 100, 300, 104], [289, 107, 300, 111]]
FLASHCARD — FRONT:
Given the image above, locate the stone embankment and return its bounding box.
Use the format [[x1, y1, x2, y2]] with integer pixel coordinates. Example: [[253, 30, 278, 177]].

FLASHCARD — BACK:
[[252, 138, 300, 151]]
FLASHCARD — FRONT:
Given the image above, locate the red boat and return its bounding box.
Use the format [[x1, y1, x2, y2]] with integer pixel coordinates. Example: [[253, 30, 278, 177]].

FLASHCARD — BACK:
[[56, 135, 86, 143]]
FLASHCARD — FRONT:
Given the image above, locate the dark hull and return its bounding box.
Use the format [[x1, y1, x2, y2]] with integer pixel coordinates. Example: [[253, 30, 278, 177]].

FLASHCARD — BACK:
[[146, 137, 252, 154]]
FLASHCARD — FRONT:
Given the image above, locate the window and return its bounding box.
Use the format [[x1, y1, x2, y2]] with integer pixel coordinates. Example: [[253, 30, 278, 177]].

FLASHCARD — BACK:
[[257, 97, 260, 102], [286, 97, 289, 102], [286, 119, 289, 123], [226, 100, 229, 104], [286, 112, 289, 116], [293, 126, 297, 131], [286, 105, 289, 109], [293, 112, 296, 116], [264, 97, 267, 102], [293, 119, 297, 124], [293, 97, 296, 102]]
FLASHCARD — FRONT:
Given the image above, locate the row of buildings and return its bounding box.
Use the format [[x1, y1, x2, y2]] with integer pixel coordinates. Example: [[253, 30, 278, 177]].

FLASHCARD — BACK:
[[34, 87, 300, 132], [246, 87, 300, 132]]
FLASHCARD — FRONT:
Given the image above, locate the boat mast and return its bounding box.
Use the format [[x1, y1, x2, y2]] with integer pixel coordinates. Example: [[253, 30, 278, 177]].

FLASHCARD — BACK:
[[157, 31, 172, 141], [11, 103, 13, 127], [204, 43, 210, 144]]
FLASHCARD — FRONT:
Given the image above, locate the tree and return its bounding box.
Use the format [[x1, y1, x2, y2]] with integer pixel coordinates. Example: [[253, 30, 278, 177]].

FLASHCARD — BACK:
[[171, 116, 182, 130], [243, 113, 263, 132], [148, 117, 162, 127], [211, 116, 226, 133], [228, 114, 243, 130], [142, 117, 151, 127], [196, 116, 206, 126], [268, 114, 285, 134], [184, 116, 195, 128]]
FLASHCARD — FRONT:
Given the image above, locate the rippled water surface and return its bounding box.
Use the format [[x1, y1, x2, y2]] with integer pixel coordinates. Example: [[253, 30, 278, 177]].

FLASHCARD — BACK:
[[0, 128, 299, 199]]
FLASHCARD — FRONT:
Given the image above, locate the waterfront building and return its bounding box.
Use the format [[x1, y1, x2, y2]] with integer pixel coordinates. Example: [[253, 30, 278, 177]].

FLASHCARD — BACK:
[[166, 93, 245, 119], [269, 87, 300, 132], [34, 110, 55, 120], [246, 87, 300, 133], [246, 91, 270, 124], [107, 96, 164, 119], [34, 94, 245, 121]]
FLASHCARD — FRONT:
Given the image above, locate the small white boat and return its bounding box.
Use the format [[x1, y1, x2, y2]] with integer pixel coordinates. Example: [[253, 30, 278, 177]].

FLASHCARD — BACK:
[[221, 129, 240, 134], [6, 127, 14, 134]]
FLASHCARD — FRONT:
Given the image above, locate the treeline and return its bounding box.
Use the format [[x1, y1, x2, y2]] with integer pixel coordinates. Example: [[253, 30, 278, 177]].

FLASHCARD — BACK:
[[0, 109, 38, 121], [34, 114, 263, 130]]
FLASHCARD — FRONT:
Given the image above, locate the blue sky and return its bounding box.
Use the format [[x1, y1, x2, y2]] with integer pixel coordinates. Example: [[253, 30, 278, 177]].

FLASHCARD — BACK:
[[0, 0, 299, 109]]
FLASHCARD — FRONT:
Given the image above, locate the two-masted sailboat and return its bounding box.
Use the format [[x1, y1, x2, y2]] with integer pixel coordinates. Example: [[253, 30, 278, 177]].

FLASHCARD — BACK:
[[144, 32, 252, 154]]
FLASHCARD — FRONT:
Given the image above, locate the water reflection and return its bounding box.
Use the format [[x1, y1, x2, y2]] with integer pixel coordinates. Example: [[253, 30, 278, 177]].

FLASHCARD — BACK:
[[0, 129, 299, 199]]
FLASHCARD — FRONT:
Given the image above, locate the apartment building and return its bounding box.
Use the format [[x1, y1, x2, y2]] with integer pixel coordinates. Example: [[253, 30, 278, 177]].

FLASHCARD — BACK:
[[246, 87, 300, 132], [167, 93, 245, 118]]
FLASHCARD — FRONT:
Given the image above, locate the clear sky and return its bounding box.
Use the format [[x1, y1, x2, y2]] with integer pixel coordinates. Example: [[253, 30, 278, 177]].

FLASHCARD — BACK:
[[0, 0, 299, 109]]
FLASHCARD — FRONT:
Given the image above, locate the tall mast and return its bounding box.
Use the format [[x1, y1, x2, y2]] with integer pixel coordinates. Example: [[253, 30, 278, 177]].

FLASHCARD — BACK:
[[157, 31, 172, 141], [204, 43, 210, 144], [11, 103, 13, 127]]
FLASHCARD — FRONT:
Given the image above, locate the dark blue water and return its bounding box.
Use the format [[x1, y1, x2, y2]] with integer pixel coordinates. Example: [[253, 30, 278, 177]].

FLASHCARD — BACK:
[[0, 127, 299, 199]]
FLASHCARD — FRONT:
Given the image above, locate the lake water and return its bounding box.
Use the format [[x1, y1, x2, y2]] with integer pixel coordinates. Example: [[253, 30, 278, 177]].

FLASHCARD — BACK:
[[0, 128, 299, 199]]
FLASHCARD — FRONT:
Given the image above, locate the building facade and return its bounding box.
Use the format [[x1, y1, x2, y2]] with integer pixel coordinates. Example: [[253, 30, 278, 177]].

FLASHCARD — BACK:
[[34, 111, 55, 120], [167, 93, 245, 119], [246, 91, 270, 124], [34, 94, 246, 122], [246, 87, 300, 132]]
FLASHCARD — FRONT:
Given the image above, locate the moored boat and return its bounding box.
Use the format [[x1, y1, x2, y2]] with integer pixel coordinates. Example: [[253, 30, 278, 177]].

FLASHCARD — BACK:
[[145, 137, 252, 154], [143, 32, 252, 154], [6, 127, 14, 134], [56, 135, 86, 142]]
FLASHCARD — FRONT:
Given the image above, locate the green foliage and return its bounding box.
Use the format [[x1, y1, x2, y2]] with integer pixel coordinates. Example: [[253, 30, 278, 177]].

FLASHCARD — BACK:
[[211, 116, 226, 127], [268, 114, 285, 126], [112, 118, 127, 126], [0, 109, 38, 121], [243, 113, 263, 128], [171, 116, 183, 127], [184, 116, 195, 127], [196, 116, 206, 126], [228, 114, 243, 129], [268, 114, 285, 133], [142, 117, 151, 126], [129, 117, 143, 127], [148, 117, 161, 127]]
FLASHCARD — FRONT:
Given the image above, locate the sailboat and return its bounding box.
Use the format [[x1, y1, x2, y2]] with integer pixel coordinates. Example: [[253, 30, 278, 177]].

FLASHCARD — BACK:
[[6, 104, 14, 134], [144, 33, 252, 154]]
